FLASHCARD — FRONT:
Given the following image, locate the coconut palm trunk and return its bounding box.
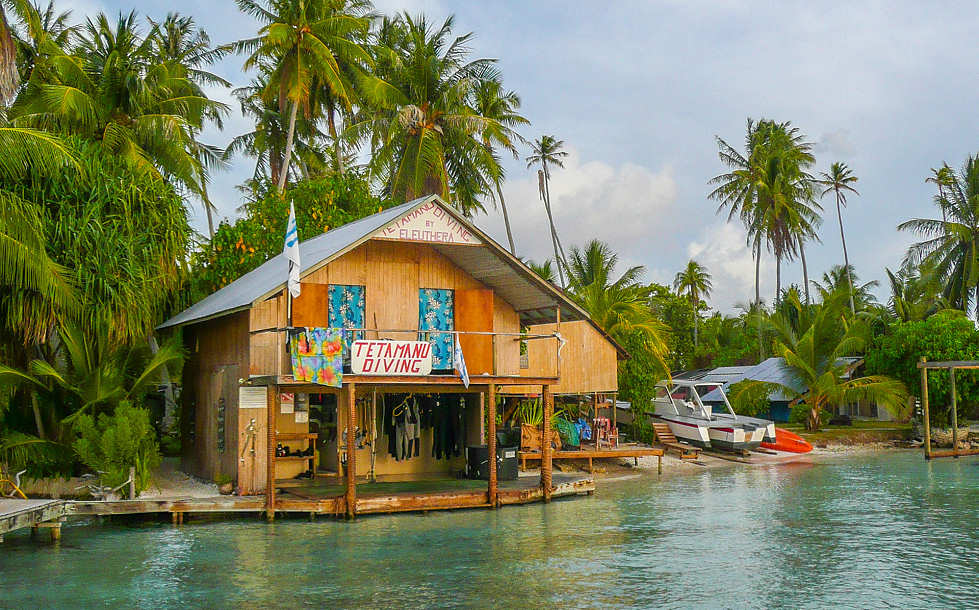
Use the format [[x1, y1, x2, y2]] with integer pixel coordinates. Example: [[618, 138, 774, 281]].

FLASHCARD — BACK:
[[799, 236, 810, 304], [495, 181, 515, 254], [30, 391, 45, 439], [328, 106, 344, 176], [754, 239, 761, 308], [540, 164, 565, 288], [693, 297, 699, 346], [776, 256, 782, 301], [277, 100, 300, 193], [836, 190, 855, 314]]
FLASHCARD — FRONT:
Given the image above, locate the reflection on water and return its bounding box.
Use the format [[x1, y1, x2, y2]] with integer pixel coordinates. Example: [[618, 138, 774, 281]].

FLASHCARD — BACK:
[[2, 452, 976, 608]]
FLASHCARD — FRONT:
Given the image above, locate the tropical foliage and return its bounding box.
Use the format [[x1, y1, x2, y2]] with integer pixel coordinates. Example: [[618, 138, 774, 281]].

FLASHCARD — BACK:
[[673, 259, 712, 346], [900, 155, 979, 316], [192, 173, 385, 295], [760, 292, 907, 430], [865, 311, 979, 426]]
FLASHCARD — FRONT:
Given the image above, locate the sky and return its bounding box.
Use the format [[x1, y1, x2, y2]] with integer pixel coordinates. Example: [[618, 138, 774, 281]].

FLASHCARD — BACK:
[[80, 0, 979, 312]]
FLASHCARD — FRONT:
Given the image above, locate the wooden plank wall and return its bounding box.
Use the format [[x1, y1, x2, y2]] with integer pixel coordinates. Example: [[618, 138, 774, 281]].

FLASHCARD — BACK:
[[286, 239, 520, 367], [249, 293, 286, 376], [501, 320, 619, 395], [181, 311, 250, 482]]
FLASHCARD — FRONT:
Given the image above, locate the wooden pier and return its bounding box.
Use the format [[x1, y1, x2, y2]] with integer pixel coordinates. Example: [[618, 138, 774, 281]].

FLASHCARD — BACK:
[[0, 499, 67, 542], [918, 358, 979, 459], [519, 444, 664, 473], [68, 473, 594, 521]]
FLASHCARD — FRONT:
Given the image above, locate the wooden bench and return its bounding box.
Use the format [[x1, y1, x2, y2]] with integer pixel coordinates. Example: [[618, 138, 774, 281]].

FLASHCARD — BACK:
[[652, 423, 701, 460]]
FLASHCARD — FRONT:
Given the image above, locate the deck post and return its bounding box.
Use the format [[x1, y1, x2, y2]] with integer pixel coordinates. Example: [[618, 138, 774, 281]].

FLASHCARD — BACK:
[[950, 367, 959, 458], [345, 382, 357, 519], [488, 384, 498, 508], [265, 385, 278, 521], [921, 357, 931, 459], [542, 384, 553, 503], [612, 391, 617, 430]]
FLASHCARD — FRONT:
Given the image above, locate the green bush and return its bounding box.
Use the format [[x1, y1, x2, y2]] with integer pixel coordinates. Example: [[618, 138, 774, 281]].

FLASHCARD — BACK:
[[865, 311, 979, 426], [73, 402, 161, 495], [789, 402, 810, 425], [728, 380, 773, 418]]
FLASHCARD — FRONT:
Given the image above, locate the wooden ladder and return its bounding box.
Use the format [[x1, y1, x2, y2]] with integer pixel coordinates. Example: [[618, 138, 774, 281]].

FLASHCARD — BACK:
[[652, 422, 701, 460]]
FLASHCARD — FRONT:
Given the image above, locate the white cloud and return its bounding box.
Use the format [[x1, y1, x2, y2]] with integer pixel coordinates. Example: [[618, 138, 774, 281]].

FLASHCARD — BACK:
[[475, 148, 678, 277], [686, 222, 774, 313]]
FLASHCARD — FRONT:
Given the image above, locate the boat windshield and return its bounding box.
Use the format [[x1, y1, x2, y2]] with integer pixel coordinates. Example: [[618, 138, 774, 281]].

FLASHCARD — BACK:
[[653, 384, 679, 414], [671, 384, 712, 419], [696, 383, 737, 418]]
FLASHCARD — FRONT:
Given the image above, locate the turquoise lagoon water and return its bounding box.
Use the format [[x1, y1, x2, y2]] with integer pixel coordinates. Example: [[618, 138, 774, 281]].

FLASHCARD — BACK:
[[2, 451, 977, 608]]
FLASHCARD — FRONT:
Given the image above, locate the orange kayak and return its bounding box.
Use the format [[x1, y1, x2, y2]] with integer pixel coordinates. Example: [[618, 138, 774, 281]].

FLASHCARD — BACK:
[[760, 427, 813, 453]]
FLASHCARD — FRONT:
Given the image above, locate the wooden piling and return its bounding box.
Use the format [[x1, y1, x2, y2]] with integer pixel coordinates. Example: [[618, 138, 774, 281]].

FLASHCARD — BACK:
[[488, 384, 498, 508], [542, 384, 553, 502], [950, 367, 959, 458], [345, 382, 357, 519], [129, 467, 136, 500], [266, 385, 279, 520], [921, 356, 931, 459]]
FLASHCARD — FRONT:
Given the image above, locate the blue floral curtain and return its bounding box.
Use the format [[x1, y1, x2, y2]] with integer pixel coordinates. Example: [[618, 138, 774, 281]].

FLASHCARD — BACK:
[[329, 285, 365, 355], [418, 288, 454, 370]]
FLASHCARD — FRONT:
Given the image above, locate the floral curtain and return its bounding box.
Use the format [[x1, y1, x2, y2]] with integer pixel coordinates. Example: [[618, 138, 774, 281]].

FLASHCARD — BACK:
[[418, 288, 454, 370], [329, 285, 365, 355]]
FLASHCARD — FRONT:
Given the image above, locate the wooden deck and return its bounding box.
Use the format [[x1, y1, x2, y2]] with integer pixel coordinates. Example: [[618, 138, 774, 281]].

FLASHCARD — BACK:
[[519, 443, 664, 473], [0, 499, 67, 541], [69, 473, 594, 519]]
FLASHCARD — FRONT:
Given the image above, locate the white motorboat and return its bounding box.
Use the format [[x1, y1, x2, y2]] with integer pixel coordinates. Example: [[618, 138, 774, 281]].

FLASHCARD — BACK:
[[697, 382, 777, 444], [651, 380, 770, 453]]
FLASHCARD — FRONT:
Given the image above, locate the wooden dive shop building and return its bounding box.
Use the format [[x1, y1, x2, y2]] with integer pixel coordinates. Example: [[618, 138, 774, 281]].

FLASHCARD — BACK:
[[159, 195, 625, 517]]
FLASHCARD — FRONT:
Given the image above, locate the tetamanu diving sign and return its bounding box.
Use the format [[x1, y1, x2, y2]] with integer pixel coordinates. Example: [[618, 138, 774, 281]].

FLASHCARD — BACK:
[[351, 340, 433, 376]]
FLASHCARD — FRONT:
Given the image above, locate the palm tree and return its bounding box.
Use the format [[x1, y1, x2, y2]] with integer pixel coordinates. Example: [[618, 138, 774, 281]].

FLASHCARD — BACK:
[[526, 135, 568, 287], [472, 75, 528, 254], [811, 264, 878, 310], [0, 3, 16, 101], [226, 76, 329, 185], [234, 0, 373, 193], [563, 239, 669, 375], [524, 258, 556, 284], [818, 162, 859, 314], [5, 0, 78, 86], [710, 119, 820, 306], [674, 259, 712, 346], [900, 155, 979, 316], [0, 321, 183, 425], [885, 263, 950, 322], [565, 240, 644, 294], [352, 13, 500, 215], [925, 164, 954, 223], [757, 292, 907, 430], [10, 11, 228, 208]]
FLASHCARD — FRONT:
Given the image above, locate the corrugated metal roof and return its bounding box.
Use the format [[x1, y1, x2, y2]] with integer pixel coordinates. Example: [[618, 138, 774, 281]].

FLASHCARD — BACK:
[[158, 195, 620, 357], [688, 356, 864, 403], [158, 198, 425, 329]]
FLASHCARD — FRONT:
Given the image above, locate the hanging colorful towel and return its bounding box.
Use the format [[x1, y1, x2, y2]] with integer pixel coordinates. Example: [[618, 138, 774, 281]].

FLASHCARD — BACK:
[[290, 327, 344, 387]]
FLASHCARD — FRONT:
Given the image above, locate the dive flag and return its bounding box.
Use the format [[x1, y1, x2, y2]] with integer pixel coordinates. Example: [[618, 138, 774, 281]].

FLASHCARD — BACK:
[[284, 201, 300, 298], [453, 334, 470, 388]]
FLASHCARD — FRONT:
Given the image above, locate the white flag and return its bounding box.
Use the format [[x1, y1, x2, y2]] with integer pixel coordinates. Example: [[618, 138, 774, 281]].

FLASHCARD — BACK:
[[453, 334, 470, 388], [284, 201, 301, 298]]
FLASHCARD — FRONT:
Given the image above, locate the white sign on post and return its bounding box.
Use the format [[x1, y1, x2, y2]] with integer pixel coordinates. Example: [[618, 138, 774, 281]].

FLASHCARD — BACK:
[[351, 340, 433, 376], [239, 387, 267, 409]]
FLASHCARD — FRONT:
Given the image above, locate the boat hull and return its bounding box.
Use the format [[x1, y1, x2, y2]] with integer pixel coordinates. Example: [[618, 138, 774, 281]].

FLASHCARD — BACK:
[[760, 427, 813, 454], [651, 414, 712, 448], [706, 424, 766, 453]]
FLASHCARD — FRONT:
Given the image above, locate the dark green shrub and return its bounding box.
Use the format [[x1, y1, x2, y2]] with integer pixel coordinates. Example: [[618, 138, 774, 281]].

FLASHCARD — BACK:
[[73, 402, 161, 494]]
